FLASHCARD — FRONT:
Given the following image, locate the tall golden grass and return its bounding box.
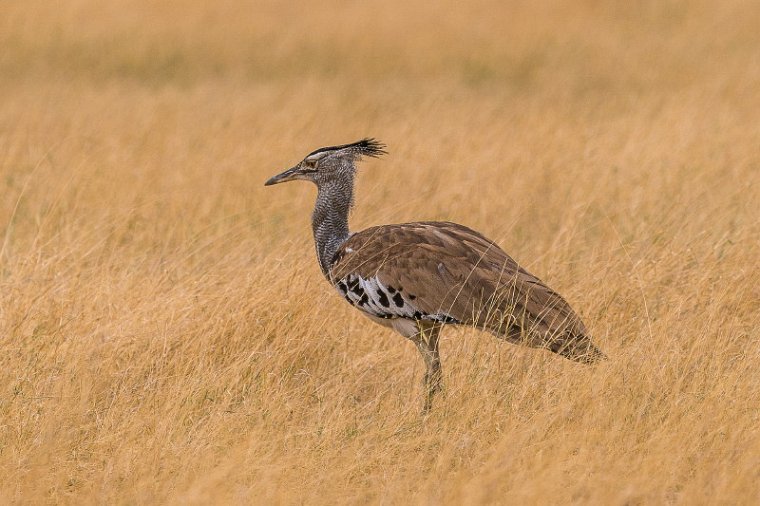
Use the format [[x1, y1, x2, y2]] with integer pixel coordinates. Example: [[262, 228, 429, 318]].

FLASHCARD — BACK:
[[1, 0, 759, 503]]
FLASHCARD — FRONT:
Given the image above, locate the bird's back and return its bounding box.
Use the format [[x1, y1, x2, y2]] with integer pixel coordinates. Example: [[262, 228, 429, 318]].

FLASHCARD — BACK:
[[329, 221, 605, 363]]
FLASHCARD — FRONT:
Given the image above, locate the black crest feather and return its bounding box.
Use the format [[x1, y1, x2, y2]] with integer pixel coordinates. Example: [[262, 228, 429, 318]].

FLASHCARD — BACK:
[[307, 138, 387, 159]]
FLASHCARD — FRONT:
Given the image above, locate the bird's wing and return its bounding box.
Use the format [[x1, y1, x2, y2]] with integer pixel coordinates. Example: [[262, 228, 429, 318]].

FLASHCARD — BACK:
[[328, 222, 587, 339]]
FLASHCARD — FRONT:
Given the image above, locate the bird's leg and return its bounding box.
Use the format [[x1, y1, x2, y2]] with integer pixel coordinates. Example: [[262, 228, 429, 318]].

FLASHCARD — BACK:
[[413, 324, 443, 413], [424, 325, 442, 396]]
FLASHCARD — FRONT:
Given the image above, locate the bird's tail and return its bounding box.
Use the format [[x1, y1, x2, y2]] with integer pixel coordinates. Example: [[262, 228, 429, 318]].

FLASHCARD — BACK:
[[486, 321, 607, 364], [546, 332, 607, 364]]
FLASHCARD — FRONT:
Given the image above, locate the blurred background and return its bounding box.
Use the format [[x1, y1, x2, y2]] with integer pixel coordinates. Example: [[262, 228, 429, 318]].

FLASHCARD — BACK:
[[1, 1, 758, 504]]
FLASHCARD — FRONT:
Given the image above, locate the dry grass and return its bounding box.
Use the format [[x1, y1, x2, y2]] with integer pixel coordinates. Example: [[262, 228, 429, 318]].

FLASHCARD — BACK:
[[1, 0, 759, 503]]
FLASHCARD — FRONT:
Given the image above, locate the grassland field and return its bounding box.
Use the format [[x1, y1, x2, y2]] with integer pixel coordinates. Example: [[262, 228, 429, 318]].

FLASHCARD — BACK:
[[1, 0, 759, 504]]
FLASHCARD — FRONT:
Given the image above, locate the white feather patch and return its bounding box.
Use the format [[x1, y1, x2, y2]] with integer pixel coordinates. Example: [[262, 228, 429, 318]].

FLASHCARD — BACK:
[[334, 274, 458, 324]]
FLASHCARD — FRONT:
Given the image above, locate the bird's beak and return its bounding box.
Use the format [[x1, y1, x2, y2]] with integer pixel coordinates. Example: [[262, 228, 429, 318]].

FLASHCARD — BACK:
[[264, 166, 300, 186]]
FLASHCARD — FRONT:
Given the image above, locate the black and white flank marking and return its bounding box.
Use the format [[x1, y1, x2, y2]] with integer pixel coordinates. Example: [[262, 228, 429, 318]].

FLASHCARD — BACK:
[[335, 274, 458, 324]]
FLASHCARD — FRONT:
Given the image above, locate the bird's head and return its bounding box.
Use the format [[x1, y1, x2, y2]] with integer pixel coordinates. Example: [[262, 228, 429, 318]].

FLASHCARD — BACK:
[[265, 138, 386, 188]]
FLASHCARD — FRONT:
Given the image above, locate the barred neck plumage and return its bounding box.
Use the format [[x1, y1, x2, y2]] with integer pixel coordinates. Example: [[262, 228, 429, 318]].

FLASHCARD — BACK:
[[312, 173, 354, 275]]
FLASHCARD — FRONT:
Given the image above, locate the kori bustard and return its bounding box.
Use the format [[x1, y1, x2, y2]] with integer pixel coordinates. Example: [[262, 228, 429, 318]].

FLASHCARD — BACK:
[[265, 139, 606, 412]]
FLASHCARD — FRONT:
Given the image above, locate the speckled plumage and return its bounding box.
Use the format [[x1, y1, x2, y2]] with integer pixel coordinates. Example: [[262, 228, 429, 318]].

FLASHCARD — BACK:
[[266, 139, 606, 412]]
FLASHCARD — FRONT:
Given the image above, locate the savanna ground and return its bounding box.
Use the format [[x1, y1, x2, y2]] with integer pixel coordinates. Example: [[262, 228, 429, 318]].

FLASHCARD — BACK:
[[1, 0, 759, 504]]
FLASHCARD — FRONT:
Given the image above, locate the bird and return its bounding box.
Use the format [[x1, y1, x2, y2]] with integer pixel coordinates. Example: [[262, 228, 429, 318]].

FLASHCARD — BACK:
[[265, 138, 606, 412]]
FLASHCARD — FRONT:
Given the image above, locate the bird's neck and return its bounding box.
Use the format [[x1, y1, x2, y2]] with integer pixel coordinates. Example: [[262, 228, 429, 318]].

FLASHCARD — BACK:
[[312, 177, 354, 275]]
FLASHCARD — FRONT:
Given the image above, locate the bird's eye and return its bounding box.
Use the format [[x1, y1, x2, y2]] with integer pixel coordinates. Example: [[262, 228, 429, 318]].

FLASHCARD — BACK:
[[304, 160, 318, 170]]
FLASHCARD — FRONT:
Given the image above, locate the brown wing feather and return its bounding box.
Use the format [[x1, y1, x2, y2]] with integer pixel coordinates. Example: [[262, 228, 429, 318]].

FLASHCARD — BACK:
[[330, 222, 605, 362]]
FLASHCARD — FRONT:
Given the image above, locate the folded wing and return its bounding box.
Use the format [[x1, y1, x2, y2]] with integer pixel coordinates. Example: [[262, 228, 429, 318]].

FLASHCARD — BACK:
[[328, 221, 604, 362]]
